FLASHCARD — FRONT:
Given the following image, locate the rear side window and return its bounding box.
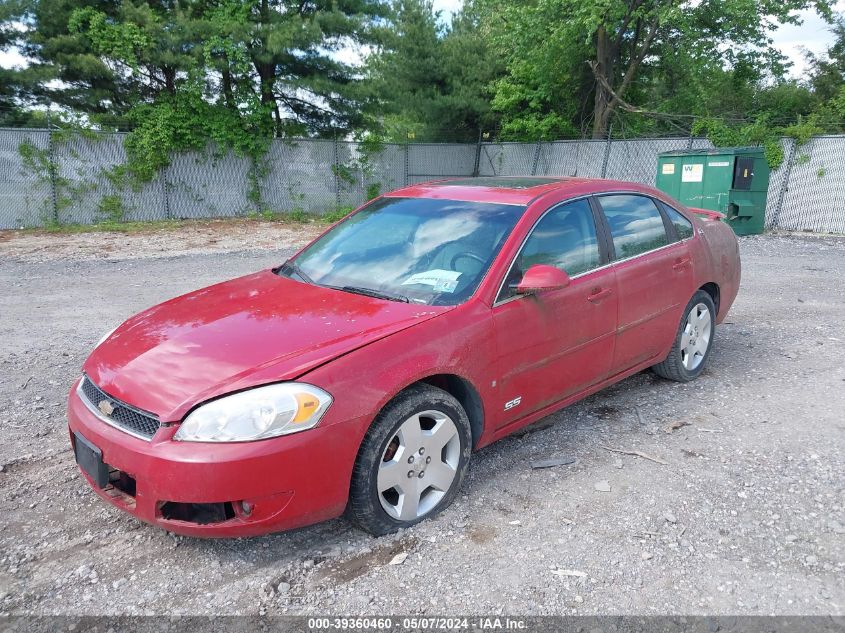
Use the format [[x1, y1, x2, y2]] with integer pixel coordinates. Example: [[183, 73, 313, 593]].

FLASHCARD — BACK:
[[663, 204, 695, 240], [597, 195, 669, 260]]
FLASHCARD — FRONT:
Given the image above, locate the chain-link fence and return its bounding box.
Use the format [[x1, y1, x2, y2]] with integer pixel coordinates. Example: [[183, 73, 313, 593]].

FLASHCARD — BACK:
[[1, 128, 844, 233]]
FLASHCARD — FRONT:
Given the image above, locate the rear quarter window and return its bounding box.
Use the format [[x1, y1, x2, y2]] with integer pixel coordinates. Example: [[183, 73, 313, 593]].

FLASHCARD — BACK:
[[663, 205, 695, 240]]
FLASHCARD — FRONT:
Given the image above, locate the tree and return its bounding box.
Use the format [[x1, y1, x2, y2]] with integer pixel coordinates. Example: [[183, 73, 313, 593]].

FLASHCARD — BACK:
[[222, 0, 390, 135], [809, 15, 845, 101], [364, 0, 446, 138], [484, 0, 592, 140], [363, 0, 503, 141], [10, 0, 389, 135], [806, 14, 845, 131], [0, 0, 40, 125], [480, 0, 835, 138]]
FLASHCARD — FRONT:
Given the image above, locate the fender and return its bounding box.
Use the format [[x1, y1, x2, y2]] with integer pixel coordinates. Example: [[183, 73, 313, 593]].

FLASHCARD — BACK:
[[301, 299, 496, 442]]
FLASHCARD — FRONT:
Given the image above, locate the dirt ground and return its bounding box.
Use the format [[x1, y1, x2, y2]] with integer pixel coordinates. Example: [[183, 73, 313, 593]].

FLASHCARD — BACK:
[[0, 219, 324, 262], [0, 225, 843, 616]]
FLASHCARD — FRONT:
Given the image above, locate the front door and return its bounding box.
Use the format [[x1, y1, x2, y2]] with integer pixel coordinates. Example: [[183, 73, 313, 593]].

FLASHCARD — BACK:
[[491, 198, 618, 428]]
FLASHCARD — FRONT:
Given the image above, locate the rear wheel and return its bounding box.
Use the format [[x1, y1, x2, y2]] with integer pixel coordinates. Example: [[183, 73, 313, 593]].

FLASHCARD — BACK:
[[348, 384, 471, 535], [652, 290, 716, 382]]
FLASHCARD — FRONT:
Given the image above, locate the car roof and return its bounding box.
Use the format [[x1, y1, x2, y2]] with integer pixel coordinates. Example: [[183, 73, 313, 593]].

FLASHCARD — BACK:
[[383, 176, 656, 206]]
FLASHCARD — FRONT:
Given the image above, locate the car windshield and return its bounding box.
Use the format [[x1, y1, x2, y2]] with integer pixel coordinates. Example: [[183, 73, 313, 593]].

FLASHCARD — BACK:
[[280, 197, 525, 306]]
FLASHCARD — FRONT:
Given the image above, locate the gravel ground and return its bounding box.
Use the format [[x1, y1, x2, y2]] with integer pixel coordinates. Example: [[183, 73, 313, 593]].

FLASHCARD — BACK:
[[0, 229, 843, 616]]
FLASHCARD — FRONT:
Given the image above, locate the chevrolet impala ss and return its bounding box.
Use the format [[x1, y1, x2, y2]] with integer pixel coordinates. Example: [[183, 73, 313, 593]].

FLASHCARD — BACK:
[[68, 177, 741, 537]]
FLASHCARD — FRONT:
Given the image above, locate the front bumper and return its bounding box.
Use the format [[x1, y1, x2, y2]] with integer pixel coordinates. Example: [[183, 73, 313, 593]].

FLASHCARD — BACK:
[[67, 379, 365, 537]]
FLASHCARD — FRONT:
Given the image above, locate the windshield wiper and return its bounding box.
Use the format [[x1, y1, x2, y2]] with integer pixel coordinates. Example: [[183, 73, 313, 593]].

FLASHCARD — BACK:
[[340, 285, 410, 303], [279, 265, 409, 303], [279, 260, 316, 285]]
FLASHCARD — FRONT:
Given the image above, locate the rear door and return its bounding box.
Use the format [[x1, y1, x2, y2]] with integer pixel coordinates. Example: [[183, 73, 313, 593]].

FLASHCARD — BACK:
[[594, 194, 695, 374], [491, 198, 617, 427]]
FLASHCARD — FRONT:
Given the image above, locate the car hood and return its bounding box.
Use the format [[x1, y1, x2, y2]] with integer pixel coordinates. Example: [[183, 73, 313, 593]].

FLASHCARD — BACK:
[[83, 270, 451, 421]]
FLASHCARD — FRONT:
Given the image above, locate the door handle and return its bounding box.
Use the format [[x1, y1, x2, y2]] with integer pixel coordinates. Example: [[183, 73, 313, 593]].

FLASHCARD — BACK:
[[672, 257, 691, 271], [587, 287, 613, 303]]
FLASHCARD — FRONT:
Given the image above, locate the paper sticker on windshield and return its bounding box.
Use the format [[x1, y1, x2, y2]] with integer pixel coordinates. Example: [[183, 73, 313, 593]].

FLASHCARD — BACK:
[[433, 278, 459, 293], [402, 269, 461, 287]]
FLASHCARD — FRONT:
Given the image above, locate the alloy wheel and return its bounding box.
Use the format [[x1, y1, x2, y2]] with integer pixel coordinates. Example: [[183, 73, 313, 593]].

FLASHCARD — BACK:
[[680, 302, 712, 371], [377, 410, 461, 521]]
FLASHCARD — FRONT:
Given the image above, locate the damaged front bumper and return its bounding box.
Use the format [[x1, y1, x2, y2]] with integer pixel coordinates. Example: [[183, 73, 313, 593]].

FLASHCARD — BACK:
[[66, 379, 363, 537]]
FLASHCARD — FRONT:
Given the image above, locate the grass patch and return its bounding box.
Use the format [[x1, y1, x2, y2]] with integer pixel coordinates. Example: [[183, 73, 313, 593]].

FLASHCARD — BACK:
[[11, 208, 355, 236], [31, 219, 196, 234], [322, 206, 354, 223]]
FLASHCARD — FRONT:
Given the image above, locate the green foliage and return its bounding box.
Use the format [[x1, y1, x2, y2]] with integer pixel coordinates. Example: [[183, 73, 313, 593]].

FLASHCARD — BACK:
[[365, 183, 382, 201], [322, 207, 355, 224], [68, 7, 152, 70], [334, 132, 387, 201], [35, 219, 172, 234], [782, 119, 825, 146], [363, 0, 504, 141], [692, 114, 826, 170], [4, 0, 845, 150], [244, 155, 272, 212], [18, 140, 56, 185], [20, 130, 127, 225], [121, 90, 272, 185], [23, 211, 353, 235], [692, 117, 786, 169], [358, 134, 386, 156], [1, 1, 53, 126], [477, 0, 836, 139], [332, 164, 357, 186], [96, 194, 127, 223], [18, 139, 63, 222], [358, 134, 385, 201], [5, 0, 391, 165], [287, 208, 308, 223]]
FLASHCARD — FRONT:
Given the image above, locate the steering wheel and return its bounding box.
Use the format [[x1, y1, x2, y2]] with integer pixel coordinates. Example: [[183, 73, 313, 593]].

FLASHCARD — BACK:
[[449, 251, 486, 270]]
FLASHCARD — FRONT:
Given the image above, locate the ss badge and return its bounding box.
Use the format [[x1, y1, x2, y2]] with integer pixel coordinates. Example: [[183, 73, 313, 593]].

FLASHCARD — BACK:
[[504, 396, 522, 411]]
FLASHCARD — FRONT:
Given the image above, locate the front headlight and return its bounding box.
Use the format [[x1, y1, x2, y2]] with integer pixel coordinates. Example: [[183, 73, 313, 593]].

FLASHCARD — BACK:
[[173, 383, 332, 443]]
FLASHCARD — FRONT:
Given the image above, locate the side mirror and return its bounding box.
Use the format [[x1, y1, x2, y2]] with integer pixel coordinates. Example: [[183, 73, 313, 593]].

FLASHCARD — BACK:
[[512, 264, 571, 295]]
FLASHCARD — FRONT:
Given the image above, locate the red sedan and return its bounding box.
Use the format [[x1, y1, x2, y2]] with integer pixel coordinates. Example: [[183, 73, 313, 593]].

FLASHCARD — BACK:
[[67, 177, 740, 537]]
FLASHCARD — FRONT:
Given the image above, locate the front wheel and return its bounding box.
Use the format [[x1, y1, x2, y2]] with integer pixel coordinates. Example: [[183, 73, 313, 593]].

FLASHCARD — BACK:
[[348, 384, 472, 535], [652, 290, 716, 382]]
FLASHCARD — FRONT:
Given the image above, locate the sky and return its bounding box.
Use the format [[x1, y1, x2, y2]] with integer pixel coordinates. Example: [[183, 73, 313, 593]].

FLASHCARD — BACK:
[[1, 0, 843, 77], [770, 1, 845, 74]]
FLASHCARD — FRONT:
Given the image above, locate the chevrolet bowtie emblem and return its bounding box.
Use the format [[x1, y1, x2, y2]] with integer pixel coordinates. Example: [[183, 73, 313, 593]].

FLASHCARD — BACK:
[[98, 400, 115, 416]]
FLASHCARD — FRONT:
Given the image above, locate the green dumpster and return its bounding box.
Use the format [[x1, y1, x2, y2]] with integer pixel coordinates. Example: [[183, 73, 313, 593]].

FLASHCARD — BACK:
[[655, 147, 770, 236]]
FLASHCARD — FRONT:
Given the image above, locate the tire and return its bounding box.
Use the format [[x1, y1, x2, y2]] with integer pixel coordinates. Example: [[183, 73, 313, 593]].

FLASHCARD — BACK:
[[348, 383, 472, 536], [652, 290, 716, 382]]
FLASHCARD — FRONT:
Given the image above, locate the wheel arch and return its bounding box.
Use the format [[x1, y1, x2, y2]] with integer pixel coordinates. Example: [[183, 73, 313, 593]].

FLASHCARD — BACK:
[[345, 372, 480, 534], [698, 282, 720, 315], [411, 374, 485, 449]]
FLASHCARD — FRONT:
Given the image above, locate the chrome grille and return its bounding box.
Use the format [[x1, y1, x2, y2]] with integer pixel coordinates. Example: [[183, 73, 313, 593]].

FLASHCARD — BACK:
[[79, 377, 160, 440]]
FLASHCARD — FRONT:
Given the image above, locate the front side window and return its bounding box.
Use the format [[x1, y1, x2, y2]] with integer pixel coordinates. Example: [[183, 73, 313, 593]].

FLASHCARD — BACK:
[[498, 199, 601, 302], [598, 195, 670, 260], [663, 204, 695, 240], [280, 197, 524, 306]]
